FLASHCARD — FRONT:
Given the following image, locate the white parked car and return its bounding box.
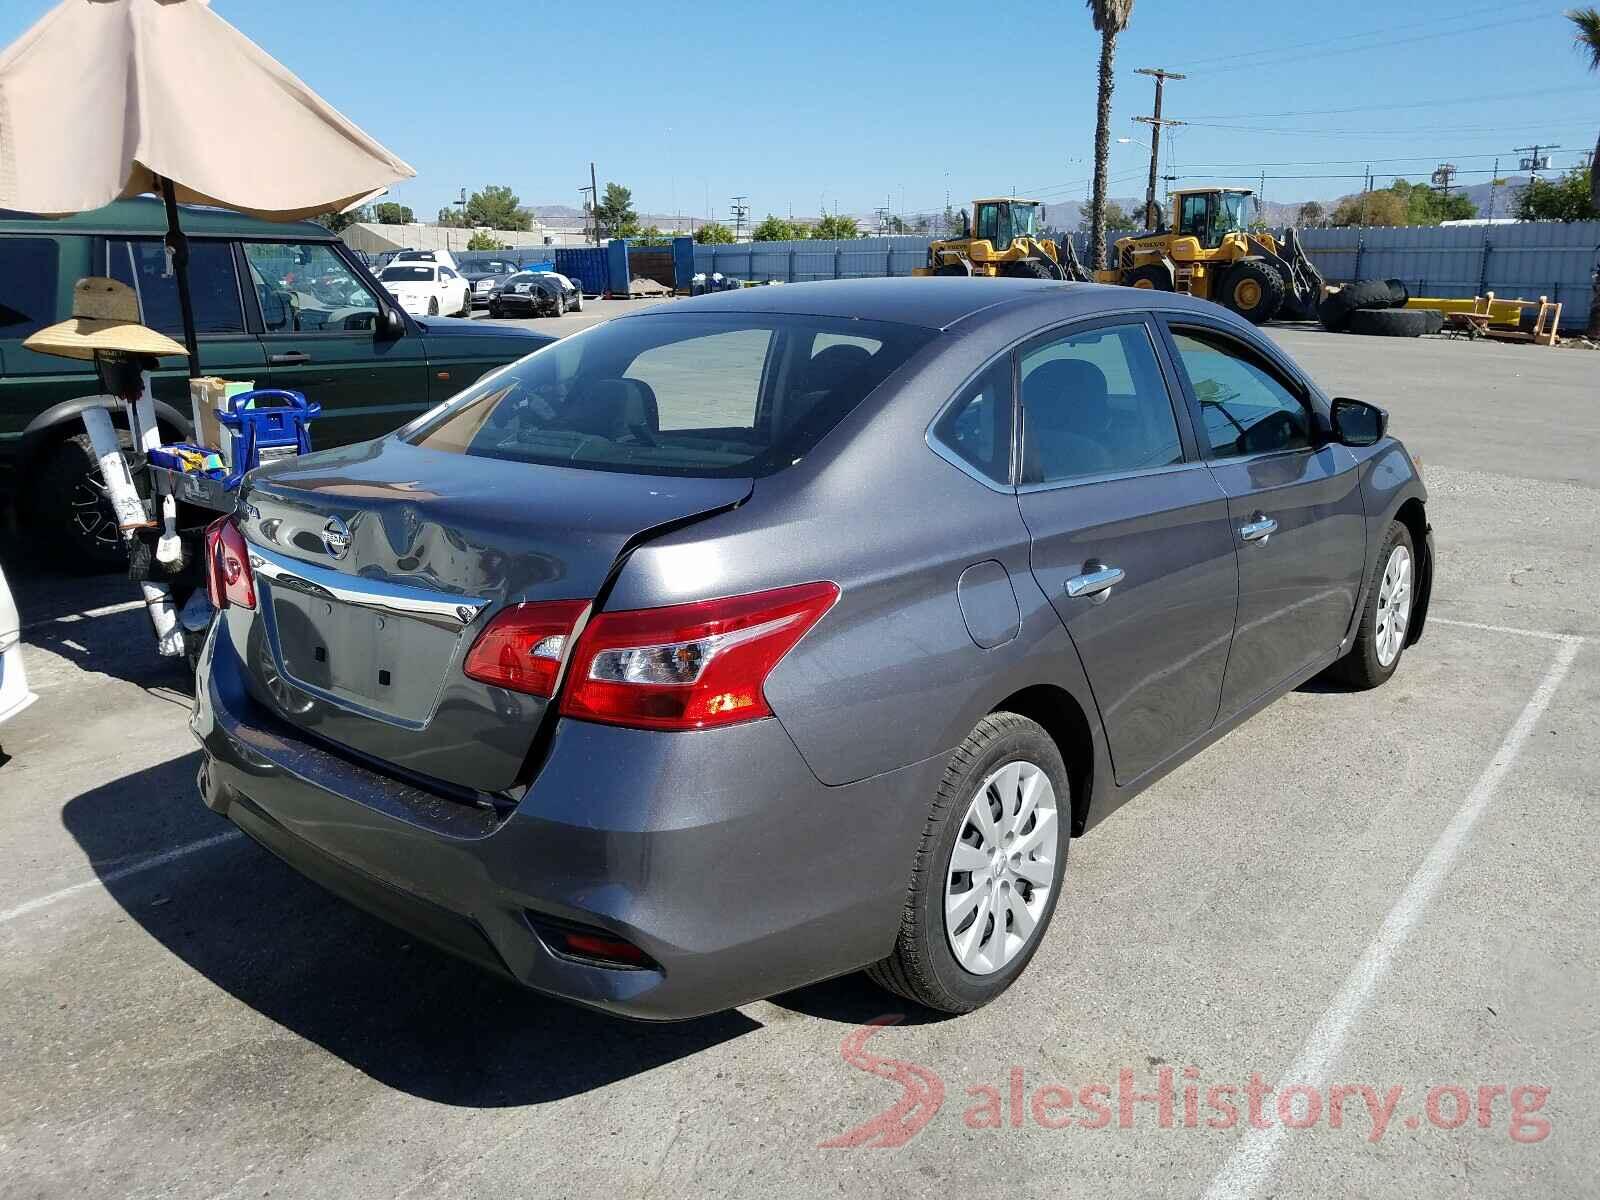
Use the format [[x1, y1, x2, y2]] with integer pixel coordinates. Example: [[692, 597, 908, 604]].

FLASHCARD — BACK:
[[378, 263, 472, 318], [391, 248, 460, 271], [0, 561, 37, 728]]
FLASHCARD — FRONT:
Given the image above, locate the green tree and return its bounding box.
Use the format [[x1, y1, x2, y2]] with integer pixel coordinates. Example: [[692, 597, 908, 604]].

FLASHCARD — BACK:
[[312, 208, 361, 233], [1085, 0, 1136, 270], [1296, 200, 1325, 228], [752, 214, 806, 241], [464, 185, 530, 231], [594, 183, 638, 239], [1329, 189, 1408, 227], [1082, 200, 1136, 232], [631, 226, 670, 245], [694, 221, 736, 244], [1516, 168, 1599, 221], [371, 202, 414, 225], [813, 213, 860, 239], [466, 230, 505, 250], [436, 206, 470, 228]]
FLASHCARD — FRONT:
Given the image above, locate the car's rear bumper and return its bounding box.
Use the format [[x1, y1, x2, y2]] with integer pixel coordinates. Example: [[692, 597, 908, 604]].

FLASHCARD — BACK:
[[190, 618, 938, 1020]]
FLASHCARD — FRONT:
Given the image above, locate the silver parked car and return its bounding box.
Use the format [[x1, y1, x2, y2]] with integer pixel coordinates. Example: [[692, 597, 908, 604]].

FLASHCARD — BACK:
[[193, 279, 1432, 1019]]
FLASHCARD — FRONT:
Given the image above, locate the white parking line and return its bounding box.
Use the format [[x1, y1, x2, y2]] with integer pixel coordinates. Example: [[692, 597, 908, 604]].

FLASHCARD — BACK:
[[1200, 632, 1583, 1200], [23, 598, 146, 631], [0, 831, 244, 926], [1432, 616, 1578, 643]]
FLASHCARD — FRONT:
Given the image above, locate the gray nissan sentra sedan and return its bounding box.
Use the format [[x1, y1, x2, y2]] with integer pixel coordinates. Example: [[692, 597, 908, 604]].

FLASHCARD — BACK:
[[192, 278, 1433, 1019]]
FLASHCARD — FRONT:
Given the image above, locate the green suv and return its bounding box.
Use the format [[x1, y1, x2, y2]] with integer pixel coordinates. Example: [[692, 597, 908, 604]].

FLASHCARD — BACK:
[[0, 199, 551, 567]]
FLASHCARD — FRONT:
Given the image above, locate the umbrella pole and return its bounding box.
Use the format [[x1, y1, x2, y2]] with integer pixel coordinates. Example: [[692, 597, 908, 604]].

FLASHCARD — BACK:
[[158, 176, 202, 379]]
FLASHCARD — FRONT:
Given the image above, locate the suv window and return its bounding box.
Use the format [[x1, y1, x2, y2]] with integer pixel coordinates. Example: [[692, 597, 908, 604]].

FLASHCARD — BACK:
[[1020, 322, 1183, 484], [406, 313, 932, 477], [1169, 328, 1312, 458], [243, 242, 381, 334], [0, 238, 60, 339], [931, 360, 1013, 485], [106, 238, 243, 335]]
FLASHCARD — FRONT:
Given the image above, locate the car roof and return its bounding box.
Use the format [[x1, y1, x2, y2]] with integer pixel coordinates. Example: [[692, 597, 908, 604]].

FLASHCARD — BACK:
[[0, 196, 333, 240], [635, 277, 1230, 331]]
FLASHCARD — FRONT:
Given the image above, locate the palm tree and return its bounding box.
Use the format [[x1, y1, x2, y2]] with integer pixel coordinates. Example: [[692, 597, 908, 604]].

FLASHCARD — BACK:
[[1568, 7, 1600, 335], [1085, 0, 1136, 271]]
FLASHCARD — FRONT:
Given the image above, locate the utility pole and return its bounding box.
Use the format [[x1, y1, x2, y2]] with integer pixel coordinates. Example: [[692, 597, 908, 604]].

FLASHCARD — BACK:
[[1133, 68, 1185, 230], [1487, 156, 1500, 219], [730, 196, 749, 241], [589, 162, 600, 244], [1514, 143, 1559, 191], [1430, 162, 1458, 200]]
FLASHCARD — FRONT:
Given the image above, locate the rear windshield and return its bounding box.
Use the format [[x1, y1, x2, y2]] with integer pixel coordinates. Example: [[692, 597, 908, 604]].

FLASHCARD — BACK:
[[403, 312, 935, 477], [381, 266, 435, 282]]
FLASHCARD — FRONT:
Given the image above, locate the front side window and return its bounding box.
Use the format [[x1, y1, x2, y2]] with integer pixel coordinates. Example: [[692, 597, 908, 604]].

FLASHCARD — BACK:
[[243, 242, 381, 334], [1179, 194, 1209, 241], [1169, 328, 1311, 458], [106, 238, 243, 335], [1020, 322, 1184, 485], [0, 238, 60, 339], [406, 313, 933, 477]]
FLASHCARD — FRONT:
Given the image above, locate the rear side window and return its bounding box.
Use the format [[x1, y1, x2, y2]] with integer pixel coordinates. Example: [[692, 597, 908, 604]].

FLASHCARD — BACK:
[[1020, 322, 1183, 484], [0, 237, 59, 339], [406, 312, 933, 477], [106, 238, 243, 335], [1168, 328, 1311, 458], [931, 360, 1013, 485]]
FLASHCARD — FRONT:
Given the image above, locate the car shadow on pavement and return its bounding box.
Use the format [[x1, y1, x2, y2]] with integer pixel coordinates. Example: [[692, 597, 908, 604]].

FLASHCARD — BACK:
[[60, 753, 759, 1107]]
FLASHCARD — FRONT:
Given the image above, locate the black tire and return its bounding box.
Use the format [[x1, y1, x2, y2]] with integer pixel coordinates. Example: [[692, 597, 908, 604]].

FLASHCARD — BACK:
[[553, 290, 566, 317], [868, 712, 1070, 1014], [1384, 278, 1410, 308], [29, 430, 133, 573], [488, 300, 502, 318], [1001, 259, 1057, 281], [1346, 307, 1436, 337], [457, 289, 472, 317], [427, 296, 439, 316], [1318, 279, 1393, 330], [1416, 308, 1445, 334], [1331, 520, 1416, 689], [1126, 263, 1173, 291], [1219, 259, 1286, 325]]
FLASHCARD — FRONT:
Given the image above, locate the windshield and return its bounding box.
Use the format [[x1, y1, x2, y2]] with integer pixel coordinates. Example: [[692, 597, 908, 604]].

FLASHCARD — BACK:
[[1004, 204, 1040, 242], [1214, 193, 1252, 238], [404, 312, 935, 477], [381, 266, 436, 282]]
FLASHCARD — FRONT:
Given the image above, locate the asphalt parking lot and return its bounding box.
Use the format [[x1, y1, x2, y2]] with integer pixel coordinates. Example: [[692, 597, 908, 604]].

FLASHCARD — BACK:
[[1, 319, 1596, 1198]]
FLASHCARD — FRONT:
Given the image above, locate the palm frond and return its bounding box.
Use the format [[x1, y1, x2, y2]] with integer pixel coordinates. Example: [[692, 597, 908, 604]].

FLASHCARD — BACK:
[[1570, 7, 1600, 70], [1085, 0, 1136, 35]]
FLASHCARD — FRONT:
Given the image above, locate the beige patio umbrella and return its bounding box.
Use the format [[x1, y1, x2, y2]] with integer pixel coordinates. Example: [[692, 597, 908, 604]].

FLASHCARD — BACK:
[[0, 0, 415, 373]]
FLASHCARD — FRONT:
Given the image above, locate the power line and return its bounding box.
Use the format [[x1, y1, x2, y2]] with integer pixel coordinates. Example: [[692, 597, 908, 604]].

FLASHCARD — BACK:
[[1160, 0, 1535, 69], [1183, 82, 1595, 122]]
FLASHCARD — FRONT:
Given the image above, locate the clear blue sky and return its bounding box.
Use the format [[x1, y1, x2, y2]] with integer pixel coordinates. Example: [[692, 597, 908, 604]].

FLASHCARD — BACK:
[[3, 0, 1595, 219]]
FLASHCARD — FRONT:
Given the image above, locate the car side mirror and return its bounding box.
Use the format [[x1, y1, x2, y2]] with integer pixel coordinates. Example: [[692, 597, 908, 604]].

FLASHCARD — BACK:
[[378, 306, 406, 340], [1330, 397, 1387, 447]]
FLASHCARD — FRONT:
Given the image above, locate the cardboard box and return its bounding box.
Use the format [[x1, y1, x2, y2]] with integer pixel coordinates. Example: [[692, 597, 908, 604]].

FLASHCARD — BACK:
[[188, 377, 254, 467]]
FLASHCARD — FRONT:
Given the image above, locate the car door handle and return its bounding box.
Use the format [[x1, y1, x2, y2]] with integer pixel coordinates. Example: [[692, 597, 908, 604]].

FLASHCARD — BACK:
[[1239, 516, 1278, 543], [270, 351, 311, 365], [1066, 565, 1125, 599]]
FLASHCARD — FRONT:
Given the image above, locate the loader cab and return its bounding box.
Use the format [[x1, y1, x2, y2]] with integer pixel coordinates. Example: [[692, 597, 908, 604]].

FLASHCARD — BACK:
[[1175, 189, 1254, 249], [973, 199, 1042, 251]]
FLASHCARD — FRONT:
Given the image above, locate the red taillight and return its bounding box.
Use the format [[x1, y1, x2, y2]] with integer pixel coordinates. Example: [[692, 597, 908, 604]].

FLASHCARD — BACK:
[[559, 581, 839, 731], [463, 599, 589, 697], [204, 516, 255, 610], [558, 931, 650, 967]]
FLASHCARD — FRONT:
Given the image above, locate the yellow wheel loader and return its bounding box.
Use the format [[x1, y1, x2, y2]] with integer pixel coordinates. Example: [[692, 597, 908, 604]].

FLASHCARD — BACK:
[[1095, 187, 1324, 324], [914, 198, 1093, 283]]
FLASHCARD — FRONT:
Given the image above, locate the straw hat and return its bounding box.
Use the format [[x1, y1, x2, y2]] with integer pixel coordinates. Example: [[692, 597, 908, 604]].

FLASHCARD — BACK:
[[23, 277, 188, 361]]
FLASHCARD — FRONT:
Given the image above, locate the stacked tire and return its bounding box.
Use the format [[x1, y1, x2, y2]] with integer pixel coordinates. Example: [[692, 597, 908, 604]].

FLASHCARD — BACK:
[[1319, 278, 1441, 338]]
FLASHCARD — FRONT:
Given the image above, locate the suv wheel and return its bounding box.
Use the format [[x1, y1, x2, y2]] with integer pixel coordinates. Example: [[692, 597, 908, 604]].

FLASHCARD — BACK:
[[31, 430, 133, 572], [868, 712, 1069, 1013]]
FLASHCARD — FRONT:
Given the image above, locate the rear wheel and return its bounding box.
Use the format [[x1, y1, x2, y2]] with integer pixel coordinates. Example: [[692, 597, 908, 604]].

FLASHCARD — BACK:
[[427, 296, 439, 316], [1126, 263, 1173, 291], [868, 712, 1069, 1014], [554, 290, 566, 317], [1219, 260, 1286, 324], [456, 288, 471, 317], [30, 430, 132, 572], [1332, 521, 1415, 688]]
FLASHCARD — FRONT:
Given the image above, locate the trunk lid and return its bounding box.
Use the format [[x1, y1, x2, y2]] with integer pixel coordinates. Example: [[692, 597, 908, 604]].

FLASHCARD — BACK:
[[234, 438, 751, 793]]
